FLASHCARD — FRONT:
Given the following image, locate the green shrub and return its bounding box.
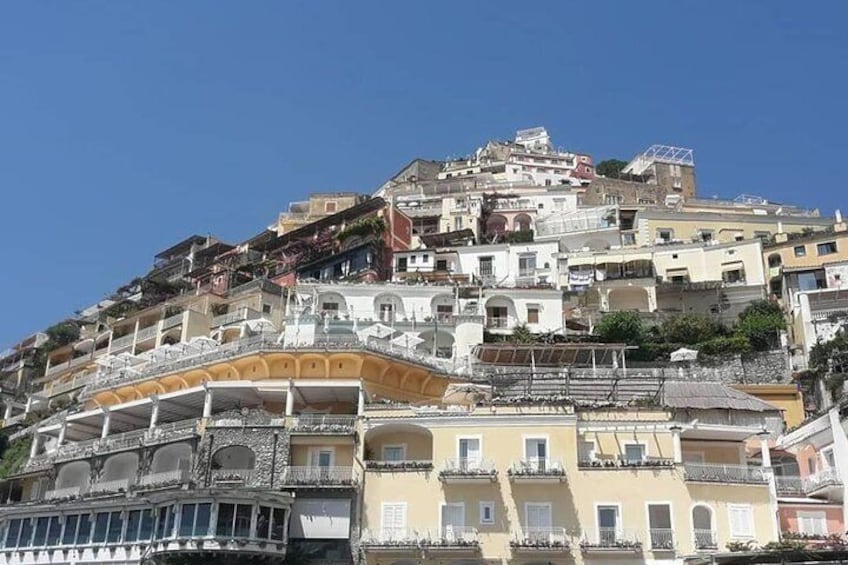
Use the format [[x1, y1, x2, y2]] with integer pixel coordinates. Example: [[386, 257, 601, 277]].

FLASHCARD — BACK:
[[660, 314, 725, 345], [699, 335, 753, 356], [595, 312, 645, 344], [0, 437, 32, 479]]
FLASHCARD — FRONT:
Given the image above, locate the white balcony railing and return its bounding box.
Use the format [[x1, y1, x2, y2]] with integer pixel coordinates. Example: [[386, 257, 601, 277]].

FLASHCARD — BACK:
[[44, 485, 84, 500], [89, 477, 132, 495], [431, 526, 479, 546], [511, 527, 570, 548], [138, 469, 189, 488], [509, 458, 565, 476], [581, 528, 641, 549], [136, 325, 157, 342], [440, 458, 496, 478], [777, 468, 843, 495], [212, 307, 260, 328], [289, 415, 357, 433], [693, 529, 718, 550], [284, 466, 354, 486], [109, 334, 134, 351], [649, 528, 675, 550], [683, 463, 767, 484], [161, 313, 184, 330]]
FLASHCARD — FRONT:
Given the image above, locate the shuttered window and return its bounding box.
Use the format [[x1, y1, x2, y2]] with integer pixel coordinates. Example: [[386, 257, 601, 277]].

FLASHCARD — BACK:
[[798, 511, 828, 536], [728, 504, 754, 538], [381, 503, 407, 540]]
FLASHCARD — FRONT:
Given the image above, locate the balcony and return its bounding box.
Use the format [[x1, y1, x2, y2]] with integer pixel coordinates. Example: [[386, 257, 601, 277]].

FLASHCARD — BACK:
[[427, 526, 480, 554], [283, 466, 355, 487], [580, 529, 642, 553], [776, 469, 842, 497], [89, 477, 133, 495], [360, 529, 427, 552], [365, 460, 434, 472], [137, 469, 190, 490], [578, 455, 676, 470], [289, 415, 357, 435], [439, 458, 497, 483], [508, 458, 566, 483], [109, 333, 134, 352], [161, 312, 184, 330], [648, 528, 675, 551], [44, 485, 85, 501], [136, 325, 157, 343], [210, 468, 260, 486], [485, 317, 511, 329], [694, 529, 718, 551], [212, 307, 260, 327], [510, 527, 570, 552], [683, 462, 768, 485]]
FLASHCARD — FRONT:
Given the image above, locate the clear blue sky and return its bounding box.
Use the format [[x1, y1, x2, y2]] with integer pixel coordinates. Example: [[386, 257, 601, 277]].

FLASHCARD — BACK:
[[1, 1, 846, 348]]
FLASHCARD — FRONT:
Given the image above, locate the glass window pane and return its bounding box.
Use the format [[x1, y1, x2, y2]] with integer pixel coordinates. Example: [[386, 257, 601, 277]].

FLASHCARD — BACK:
[[19, 519, 33, 548], [271, 509, 286, 541], [62, 515, 78, 545], [138, 510, 154, 541], [6, 519, 22, 548], [76, 515, 92, 545], [164, 507, 175, 539], [194, 504, 211, 537], [107, 512, 123, 543], [216, 503, 235, 537], [92, 513, 109, 543], [125, 511, 141, 542], [33, 517, 49, 546], [256, 507, 271, 540], [46, 517, 62, 546], [234, 505, 252, 538], [179, 504, 196, 537]]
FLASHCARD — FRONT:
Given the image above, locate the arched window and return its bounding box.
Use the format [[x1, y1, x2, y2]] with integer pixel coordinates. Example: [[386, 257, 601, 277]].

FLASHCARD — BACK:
[[212, 446, 256, 470]]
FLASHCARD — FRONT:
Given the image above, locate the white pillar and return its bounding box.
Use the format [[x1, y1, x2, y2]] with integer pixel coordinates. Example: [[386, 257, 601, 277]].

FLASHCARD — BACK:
[[759, 433, 772, 468], [30, 432, 40, 458], [57, 418, 67, 446], [670, 426, 682, 464], [101, 409, 111, 439], [25, 396, 33, 414], [358, 388, 366, 416], [3, 403, 12, 420], [285, 385, 295, 417], [149, 397, 160, 430], [203, 386, 213, 419]]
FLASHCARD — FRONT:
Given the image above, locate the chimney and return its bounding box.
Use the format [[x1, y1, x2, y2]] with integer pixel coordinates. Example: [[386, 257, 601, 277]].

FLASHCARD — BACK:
[[835, 209, 847, 233], [774, 221, 788, 243]]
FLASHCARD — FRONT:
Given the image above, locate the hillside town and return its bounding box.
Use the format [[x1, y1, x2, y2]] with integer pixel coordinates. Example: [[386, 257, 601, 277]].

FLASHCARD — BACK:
[[0, 127, 847, 565]]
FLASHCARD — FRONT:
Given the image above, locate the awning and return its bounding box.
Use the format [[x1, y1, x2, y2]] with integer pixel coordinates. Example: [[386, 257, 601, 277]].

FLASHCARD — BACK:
[[722, 261, 745, 271], [596, 254, 624, 264], [567, 256, 595, 267], [622, 252, 653, 262]]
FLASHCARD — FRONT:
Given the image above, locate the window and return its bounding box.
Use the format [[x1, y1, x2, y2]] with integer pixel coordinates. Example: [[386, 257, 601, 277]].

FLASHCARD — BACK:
[[18, 518, 32, 548], [597, 505, 620, 543], [524, 437, 548, 470], [310, 447, 335, 468], [5, 519, 23, 548], [647, 504, 673, 549], [436, 259, 448, 271], [61, 515, 79, 545], [797, 511, 827, 536], [817, 241, 838, 255], [480, 502, 495, 525], [409, 255, 416, 265], [478, 257, 494, 277], [436, 304, 454, 322], [215, 503, 252, 538], [125, 509, 155, 542], [262, 304, 272, 314], [657, 229, 673, 242], [179, 503, 212, 537], [458, 437, 482, 467], [624, 443, 646, 463], [728, 504, 754, 538], [382, 445, 406, 462], [440, 503, 466, 538], [107, 512, 123, 543], [33, 517, 49, 547], [76, 514, 92, 545], [324, 201, 337, 213], [822, 448, 836, 468], [256, 506, 286, 541], [92, 512, 110, 543], [454, 217, 463, 231], [578, 439, 596, 463], [519, 253, 537, 277], [379, 303, 394, 322], [734, 234, 744, 242], [381, 503, 407, 540], [155, 506, 176, 540], [422, 254, 429, 263], [527, 503, 553, 537], [527, 306, 540, 324], [794, 245, 807, 257], [754, 231, 771, 240], [700, 230, 714, 242], [396, 257, 407, 272]]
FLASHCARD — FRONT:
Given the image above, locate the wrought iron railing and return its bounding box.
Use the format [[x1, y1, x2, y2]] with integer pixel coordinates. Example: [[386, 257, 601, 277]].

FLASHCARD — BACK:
[[283, 466, 355, 486], [683, 462, 767, 484]]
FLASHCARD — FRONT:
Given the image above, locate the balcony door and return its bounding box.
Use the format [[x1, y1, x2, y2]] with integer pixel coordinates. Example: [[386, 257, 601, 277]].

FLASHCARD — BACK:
[[648, 504, 672, 548], [458, 437, 481, 469], [440, 503, 465, 540], [525, 438, 548, 471], [381, 503, 407, 541], [526, 503, 552, 540], [597, 505, 620, 544]]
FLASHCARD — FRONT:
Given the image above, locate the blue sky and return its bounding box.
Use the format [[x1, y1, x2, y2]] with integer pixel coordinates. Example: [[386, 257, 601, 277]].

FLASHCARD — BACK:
[[1, 1, 846, 347]]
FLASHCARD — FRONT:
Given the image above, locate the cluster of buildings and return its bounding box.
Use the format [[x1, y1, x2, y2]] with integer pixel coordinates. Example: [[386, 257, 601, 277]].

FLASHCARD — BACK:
[[0, 127, 846, 565]]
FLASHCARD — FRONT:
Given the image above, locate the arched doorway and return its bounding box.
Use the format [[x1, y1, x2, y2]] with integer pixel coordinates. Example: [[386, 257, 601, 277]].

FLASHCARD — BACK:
[[514, 213, 533, 232], [692, 505, 716, 550], [213, 446, 256, 470], [607, 287, 651, 312]]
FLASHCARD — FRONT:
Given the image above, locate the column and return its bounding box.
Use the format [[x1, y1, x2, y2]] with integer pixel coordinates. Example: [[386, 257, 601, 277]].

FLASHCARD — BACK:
[[285, 382, 295, 417], [57, 417, 67, 446], [30, 431, 40, 458], [670, 426, 682, 464], [758, 432, 772, 469], [357, 387, 366, 416], [25, 396, 33, 414], [101, 408, 111, 439], [149, 397, 160, 430], [203, 386, 214, 418], [3, 403, 12, 421]]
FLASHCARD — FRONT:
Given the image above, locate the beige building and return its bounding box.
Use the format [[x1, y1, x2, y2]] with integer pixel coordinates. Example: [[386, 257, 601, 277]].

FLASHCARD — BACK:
[[276, 192, 367, 235]]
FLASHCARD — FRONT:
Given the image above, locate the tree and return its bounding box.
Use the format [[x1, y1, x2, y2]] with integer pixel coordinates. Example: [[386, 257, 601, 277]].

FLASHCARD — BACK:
[[44, 321, 79, 348], [660, 314, 725, 345], [511, 324, 536, 344], [594, 312, 645, 344], [595, 159, 629, 179], [734, 300, 785, 351]]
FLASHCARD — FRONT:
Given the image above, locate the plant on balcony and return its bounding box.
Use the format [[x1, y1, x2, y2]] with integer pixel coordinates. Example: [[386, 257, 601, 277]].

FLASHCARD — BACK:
[[508, 463, 565, 477], [366, 460, 433, 471], [439, 467, 496, 479], [510, 537, 568, 549], [726, 540, 756, 552], [0, 436, 32, 478], [428, 537, 479, 548], [213, 472, 246, 483], [336, 216, 386, 243], [580, 538, 641, 550], [762, 540, 807, 552]]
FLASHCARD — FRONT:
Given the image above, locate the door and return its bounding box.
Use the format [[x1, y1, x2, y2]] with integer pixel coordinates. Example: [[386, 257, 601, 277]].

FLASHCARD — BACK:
[[526, 503, 552, 541], [525, 438, 548, 471], [597, 506, 619, 544], [441, 503, 465, 541], [397, 257, 408, 273], [458, 438, 481, 470], [381, 503, 406, 541], [310, 449, 334, 482]]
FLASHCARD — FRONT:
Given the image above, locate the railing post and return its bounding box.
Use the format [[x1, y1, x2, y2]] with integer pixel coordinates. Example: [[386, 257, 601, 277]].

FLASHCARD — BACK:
[[149, 396, 160, 430], [670, 425, 682, 464], [101, 408, 111, 439], [30, 431, 40, 459]]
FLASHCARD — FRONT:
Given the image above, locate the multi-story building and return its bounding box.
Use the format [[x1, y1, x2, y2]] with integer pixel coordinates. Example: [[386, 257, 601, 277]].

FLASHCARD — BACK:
[[276, 192, 368, 235], [438, 127, 594, 187], [620, 144, 698, 200]]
